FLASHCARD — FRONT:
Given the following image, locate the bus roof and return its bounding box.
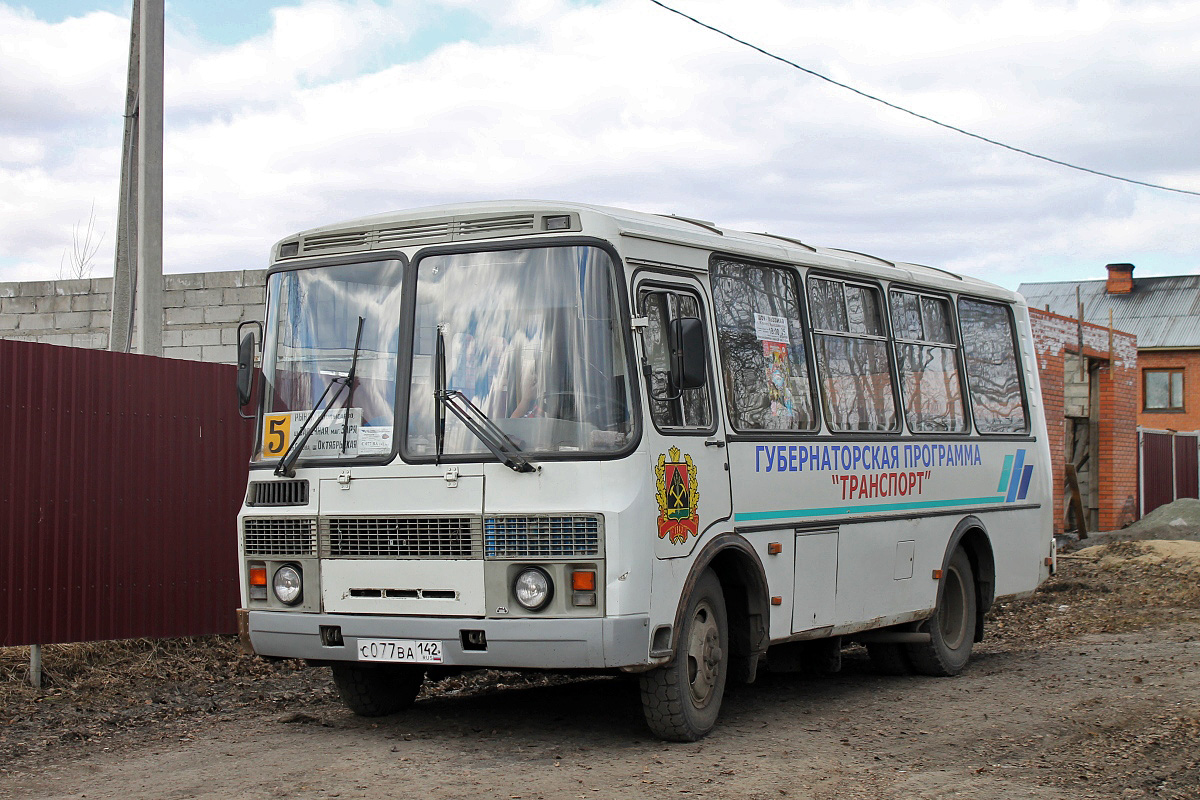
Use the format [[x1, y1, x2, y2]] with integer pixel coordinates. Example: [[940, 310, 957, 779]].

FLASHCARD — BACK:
[[278, 200, 1020, 304]]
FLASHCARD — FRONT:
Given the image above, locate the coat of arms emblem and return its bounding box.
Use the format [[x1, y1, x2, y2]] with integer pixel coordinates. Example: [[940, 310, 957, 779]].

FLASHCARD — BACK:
[[655, 446, 699, 544]]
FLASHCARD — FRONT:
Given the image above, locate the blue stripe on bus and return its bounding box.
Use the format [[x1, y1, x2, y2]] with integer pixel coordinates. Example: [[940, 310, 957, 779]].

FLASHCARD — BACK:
[[733, 496, 1007, 522], [1017, 464, 1034, 500], [997, 454, 1014, 492], [1005, 449, 1026, 503]]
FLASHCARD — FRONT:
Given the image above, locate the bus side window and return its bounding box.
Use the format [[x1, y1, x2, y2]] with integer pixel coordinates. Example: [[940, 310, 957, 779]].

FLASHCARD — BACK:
[[958, 298, 1028, 434], [808, 276, 899, 433], [641, 290, 713, 430], [890, 290, 967, 433], [710, 259, 816, 432]]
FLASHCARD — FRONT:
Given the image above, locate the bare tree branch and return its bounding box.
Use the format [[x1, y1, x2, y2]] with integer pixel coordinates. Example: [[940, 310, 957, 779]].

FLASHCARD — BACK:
[[59, 202, 106, 280]]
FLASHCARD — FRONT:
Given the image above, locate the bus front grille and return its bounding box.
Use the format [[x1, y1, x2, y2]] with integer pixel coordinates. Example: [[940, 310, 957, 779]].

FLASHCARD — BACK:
[[321, 516, 482, 559], [243, 518, 318, 556], [483, 515, 602, 559]]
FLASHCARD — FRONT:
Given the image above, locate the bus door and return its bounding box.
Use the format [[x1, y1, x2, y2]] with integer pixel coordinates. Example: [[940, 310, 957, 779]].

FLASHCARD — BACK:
[[635, 277, 732, 559]]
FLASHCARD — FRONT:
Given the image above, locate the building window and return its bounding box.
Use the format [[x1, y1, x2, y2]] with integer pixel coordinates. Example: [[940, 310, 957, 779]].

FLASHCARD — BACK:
[[1144, 369, 1185, 411]]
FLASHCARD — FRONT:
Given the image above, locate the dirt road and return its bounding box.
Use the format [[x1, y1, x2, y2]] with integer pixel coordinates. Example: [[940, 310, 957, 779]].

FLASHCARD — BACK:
[[2, 539, 1199, 800]]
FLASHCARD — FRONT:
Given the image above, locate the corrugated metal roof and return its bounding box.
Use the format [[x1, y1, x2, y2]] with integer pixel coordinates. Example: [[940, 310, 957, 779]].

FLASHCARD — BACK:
[[1018, 274, 1200, 348]]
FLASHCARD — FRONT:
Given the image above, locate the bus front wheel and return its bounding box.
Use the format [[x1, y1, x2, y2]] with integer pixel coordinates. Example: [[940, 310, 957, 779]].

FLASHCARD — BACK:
[[907, 548, 976, 676], [331, 663, 425, 717], [639, 569, 729, 742]]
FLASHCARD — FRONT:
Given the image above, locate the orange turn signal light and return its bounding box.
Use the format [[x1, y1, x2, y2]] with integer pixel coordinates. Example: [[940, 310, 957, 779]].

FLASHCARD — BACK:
[[249, 567, 267, 586], [571, 570, 596, 591], [767, 542, 783, 555], [932, 569, 943, 580], [771, 596, 783, 606]]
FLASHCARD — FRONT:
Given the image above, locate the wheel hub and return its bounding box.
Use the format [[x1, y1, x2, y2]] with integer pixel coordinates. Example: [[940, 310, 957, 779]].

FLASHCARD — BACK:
[[940, 565, 968, 650], [686, 601, 722, 707]]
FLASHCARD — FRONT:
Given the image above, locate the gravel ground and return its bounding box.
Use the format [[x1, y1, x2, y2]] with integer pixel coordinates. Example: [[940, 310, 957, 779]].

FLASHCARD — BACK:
[[3, 512, 1199, 799]]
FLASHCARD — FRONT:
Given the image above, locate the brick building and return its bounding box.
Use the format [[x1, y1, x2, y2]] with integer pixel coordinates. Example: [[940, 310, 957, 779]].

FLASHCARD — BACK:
[[1027, 308, 1139, 534], [1021, 264, 1200, 517], [1020, 264, 1200, 432]]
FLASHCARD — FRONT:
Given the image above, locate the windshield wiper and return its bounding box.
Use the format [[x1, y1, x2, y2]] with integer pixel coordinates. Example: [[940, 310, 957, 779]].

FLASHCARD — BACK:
[[434, 327, 536, 474], [274, 316, 365, 478]]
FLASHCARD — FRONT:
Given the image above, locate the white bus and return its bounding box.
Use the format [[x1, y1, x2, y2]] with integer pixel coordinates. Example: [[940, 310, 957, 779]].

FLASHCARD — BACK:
[[236, 201, 1053, 741]]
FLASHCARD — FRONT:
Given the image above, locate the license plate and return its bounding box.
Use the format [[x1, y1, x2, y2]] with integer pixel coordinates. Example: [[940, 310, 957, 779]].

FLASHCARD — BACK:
[[356, 638, 443, 664]]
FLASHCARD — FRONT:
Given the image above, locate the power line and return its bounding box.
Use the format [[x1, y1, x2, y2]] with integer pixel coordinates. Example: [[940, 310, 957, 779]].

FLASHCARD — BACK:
[[648, 0, 1200, 198]]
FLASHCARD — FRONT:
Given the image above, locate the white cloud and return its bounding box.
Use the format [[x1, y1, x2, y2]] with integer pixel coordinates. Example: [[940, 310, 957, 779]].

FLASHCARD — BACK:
[[0, 135, 46, 165], [0, 6, 127, 127], [166, 0, 421, 115], [1, 0, 1198, 289]]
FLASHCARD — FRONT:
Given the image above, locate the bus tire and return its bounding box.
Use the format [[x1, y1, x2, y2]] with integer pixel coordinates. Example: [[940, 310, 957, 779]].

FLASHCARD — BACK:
[[639, 570, 729, 742], [331, 663, 425, 717], [906, 548, 977, 676], [866, 642, 912, 675]]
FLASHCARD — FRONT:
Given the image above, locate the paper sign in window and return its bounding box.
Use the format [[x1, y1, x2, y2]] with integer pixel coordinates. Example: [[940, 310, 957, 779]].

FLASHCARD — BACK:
[[754, 313, 788, 342]]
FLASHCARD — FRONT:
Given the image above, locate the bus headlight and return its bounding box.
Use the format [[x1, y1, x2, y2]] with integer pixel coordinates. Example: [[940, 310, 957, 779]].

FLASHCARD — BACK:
[[513, 567, 553, 611], [273, 565, 303, 605]]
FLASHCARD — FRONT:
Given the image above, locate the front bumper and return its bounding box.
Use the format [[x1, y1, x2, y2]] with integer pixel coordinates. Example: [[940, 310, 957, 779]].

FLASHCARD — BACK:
[[246, 610, 652, 669]]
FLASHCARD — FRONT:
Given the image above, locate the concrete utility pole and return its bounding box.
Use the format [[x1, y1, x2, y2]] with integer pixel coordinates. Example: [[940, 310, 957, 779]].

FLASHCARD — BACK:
[[108, 0, 139, 353], [109, 0, 164, 356], [135, 0, 164, 356]]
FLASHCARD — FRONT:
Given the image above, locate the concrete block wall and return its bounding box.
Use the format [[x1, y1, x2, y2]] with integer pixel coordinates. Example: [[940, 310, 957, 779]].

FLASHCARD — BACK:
[[0, 270, 267, 365], [1029, 308, 1139, 533]]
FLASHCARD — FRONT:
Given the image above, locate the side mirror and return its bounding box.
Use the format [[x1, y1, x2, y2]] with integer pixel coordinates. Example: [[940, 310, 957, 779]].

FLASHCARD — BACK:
[[236, 320, 262, 416], [237, 333, 255, 406], [670, 316, 707, 391]]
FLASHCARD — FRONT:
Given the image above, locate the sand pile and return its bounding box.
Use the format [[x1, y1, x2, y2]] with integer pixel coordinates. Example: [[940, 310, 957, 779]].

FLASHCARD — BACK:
[[1074, 538, 1200, 572]]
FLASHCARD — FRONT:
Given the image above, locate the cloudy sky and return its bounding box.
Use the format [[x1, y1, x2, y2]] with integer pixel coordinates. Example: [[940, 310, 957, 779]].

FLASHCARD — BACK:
[[1, 0, 1197, 291]]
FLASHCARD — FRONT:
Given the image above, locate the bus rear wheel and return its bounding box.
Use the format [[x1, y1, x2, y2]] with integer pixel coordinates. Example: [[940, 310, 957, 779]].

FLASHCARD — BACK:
[[639, 570, 729, 742], [907, 548, 976, 676], [331, 663, 425, 717]]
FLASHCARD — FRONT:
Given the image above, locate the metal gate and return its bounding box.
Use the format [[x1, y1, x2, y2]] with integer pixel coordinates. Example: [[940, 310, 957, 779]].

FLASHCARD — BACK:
[[1139, 428, 1200, 516]]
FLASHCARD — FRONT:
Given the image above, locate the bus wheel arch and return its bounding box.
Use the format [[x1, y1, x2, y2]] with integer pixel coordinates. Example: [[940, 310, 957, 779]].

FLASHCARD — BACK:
[[945, 516, 996, 644], [907, 547, 977, 675], [906, 517, 996, 676], [670, 535, 770, 685], [640, 535, 768, 741], [640, 569, 729, 741]]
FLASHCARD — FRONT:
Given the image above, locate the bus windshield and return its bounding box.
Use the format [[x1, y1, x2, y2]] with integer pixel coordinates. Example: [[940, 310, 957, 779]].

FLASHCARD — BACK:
[[255, 259, 405, 463], [407, 245, 635, 459]]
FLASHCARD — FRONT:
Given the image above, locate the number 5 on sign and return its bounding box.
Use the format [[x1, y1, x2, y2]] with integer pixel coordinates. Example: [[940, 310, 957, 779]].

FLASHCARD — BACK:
[[263, 413, 292, 457]]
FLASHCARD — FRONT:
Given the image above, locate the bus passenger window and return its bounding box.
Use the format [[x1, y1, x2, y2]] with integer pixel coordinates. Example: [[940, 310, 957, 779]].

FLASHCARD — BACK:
[[711, 259, 815, 432], [808, 277, 898, 433], [890, 290, 966, 433], [958, 298, 1028, 434], [641, 290, 713, 430]]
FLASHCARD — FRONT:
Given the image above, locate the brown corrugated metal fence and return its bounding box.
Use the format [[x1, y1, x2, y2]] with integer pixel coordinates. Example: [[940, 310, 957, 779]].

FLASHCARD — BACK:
[[1174, 433, 1199, 501], [1, 340, 252, 647], [1139, 428, 1200, 517]]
